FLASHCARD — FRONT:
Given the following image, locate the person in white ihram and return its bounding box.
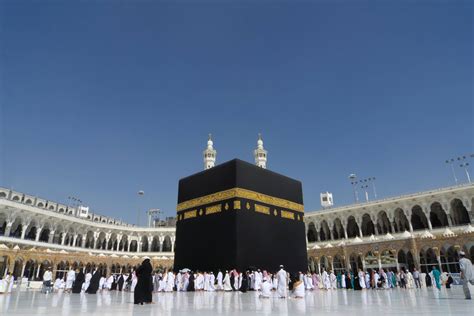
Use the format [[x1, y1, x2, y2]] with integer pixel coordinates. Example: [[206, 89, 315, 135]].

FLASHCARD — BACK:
[[259, 278, 273, 298], [216, 270, 223, 290], [65, 268, 76, 293], [276, 265, 288, 298], [459, 251, 474, 299]]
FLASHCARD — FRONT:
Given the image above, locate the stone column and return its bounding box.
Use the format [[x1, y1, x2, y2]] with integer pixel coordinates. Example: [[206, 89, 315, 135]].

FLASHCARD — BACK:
[[21, 263, 26, 278], [48, 231, 55, 243], [81, 236, 87, 248], [36, 263, 41, 279], [35, 227, 43, 242], [159, 236, 164, 252], [423, 206, 433, 230], [61, 234, 67, 246], [4, 221, 13, 237], [148, 237, 153, 252], [21, 225, 29, 239], [390, 221, 396, 233], [127, 242, 131, 252], [171, 236, 176, 253], [138, 241, 142, 252], [72, 234, 78, 247]]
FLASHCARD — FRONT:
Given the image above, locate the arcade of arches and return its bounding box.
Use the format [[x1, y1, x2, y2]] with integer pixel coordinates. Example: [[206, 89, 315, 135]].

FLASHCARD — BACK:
[[0, 249, 173, 280], [307, 231, 474, 274], [305, 198, 473, 244]]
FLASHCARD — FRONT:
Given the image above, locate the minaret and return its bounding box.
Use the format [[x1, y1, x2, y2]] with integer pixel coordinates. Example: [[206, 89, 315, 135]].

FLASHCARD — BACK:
[[203, 134, 217, 170], [254, 133, 267, 169]]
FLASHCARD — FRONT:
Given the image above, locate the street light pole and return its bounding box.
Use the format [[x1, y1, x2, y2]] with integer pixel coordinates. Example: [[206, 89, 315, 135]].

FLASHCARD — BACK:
[[137, 190, 144, 227], [369, 177, 377, 199], [349, 174, 358, 203], [460, 162, 471, 183], [445, 159, 458, 184]]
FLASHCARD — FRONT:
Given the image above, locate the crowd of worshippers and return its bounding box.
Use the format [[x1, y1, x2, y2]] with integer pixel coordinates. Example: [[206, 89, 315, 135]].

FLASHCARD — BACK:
[[39, 264, 455, 296], [34, 252, 473, 301]]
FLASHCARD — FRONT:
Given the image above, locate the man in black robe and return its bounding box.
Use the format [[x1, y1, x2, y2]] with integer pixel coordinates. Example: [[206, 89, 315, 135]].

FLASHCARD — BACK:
[[230, 271, 235, 291], [425, 272, 432, 287], [187, 272, 195, 291], [86, 269, 101, 294], [72, 270, 85, 294], [111, 274, 117, 290], [134, 258, 153, 305], [117, 274, 124, 291], [239, 271, 249, 293]]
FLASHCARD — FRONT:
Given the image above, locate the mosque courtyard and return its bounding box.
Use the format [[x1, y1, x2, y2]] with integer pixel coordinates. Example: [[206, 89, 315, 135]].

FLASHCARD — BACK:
[[1, 287, 472, 316]]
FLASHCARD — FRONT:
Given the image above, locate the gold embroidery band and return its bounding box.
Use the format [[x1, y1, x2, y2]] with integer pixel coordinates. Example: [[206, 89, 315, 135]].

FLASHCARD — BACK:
[[280, 210, 295, 220], [255, 204, 270, 215], [183, 210, 197, 219], [205, 204, 222, 215], [176, 187, 304, 213]]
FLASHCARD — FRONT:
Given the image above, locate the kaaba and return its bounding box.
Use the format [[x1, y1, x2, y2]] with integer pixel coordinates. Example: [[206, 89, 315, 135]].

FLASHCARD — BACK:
[[174, 159, 307, 274]]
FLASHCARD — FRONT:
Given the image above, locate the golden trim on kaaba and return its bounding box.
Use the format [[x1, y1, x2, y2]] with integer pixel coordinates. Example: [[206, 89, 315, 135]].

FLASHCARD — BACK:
[[255, 204, 270, 215], [183, 210, 197, 219], [205, 204, 222, 215], [234, 200, 241, 210], [280, 210, 295, 220], [176, 187, 304, 213]]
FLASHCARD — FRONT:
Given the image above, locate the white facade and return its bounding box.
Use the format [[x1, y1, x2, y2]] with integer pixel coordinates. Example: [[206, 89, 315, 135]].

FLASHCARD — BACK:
[[0, 187, 175, 257], [305, 183, 474, 244]]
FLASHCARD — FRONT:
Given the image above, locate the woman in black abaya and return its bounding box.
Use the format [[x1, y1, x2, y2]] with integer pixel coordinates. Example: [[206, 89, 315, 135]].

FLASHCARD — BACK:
[[72, 270, 85, 293], [134, 258, 153, 305]]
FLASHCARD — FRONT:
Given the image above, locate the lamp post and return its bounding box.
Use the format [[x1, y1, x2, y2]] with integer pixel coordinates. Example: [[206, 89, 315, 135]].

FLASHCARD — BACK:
[[369, 177, 377, 199], [348, 174, 359, 203], [360, 180, 369, 202], [445, 159, 458, 184], [137, 190, 144, 227], [460, 162, 471, 183]]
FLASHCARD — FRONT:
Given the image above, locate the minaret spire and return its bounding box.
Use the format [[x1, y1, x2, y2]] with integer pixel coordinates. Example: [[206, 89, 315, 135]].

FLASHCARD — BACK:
[[203, 133, 217, 170], [254, 133, 267, 169]]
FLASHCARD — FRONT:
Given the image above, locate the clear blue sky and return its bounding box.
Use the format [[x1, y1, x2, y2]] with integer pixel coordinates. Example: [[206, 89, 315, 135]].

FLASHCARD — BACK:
[[1, 1, 472, 225]]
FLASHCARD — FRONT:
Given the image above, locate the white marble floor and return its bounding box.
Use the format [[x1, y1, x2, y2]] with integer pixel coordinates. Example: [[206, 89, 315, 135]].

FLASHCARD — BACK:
[[0, 287, 472, 316]]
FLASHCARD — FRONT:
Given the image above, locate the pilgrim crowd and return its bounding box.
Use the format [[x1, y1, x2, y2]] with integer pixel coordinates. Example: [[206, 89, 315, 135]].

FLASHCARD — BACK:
[[1, 251, 473, 300]]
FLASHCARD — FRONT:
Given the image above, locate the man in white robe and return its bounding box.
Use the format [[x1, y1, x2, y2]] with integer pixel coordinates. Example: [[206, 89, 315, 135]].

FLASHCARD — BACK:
[[130, 271, 138, 292], [159, 272, 167, 292], [106, 275, 114, 290], [322, 270, 330, 290], [195, 272, 204, 291], [259, 278, 272, 298], [53, 278, 63, 291], [292, 279, 305, 298], [223, 271, 232, 291], [216, 270, 223, 290], [83, 271, 92, 291], [276, 265, 288, 298], [459, 251, 474, 299], [209, 272, 216, 291], [254, 270, 262, 291], [329, 271, 337, 289], [203, 272, 210, 291], [65, 269, 76, 292], [99, 276, 106, 292], [165, 271, 175, 292]]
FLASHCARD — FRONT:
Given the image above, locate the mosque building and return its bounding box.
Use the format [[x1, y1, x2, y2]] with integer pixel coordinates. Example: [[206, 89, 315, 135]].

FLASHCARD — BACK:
[[0, 135, 473, 280]]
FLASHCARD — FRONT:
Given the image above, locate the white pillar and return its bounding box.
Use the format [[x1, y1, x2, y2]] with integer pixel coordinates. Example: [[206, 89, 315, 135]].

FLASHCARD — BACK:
[[35, 227, 43, 242], [21, 225, 29, 239], [171, 237, 176, 252]]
